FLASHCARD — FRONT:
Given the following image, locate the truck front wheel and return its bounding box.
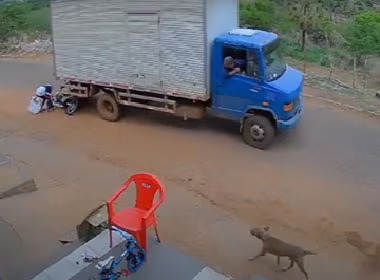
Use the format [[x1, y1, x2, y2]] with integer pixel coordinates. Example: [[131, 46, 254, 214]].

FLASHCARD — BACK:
[[242, 115, 275, 150], [97, 93, 120, 122]]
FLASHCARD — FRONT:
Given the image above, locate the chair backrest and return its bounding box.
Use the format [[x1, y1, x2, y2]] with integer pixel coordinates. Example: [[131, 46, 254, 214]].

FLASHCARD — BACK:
[[131, 173, 164, 211]]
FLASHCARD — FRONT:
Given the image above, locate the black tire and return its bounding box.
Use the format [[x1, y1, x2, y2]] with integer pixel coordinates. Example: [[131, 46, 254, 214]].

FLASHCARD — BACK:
[[97, 93, 120, 122], [64, 97, 79, 115], [242, 115, 275, 150]]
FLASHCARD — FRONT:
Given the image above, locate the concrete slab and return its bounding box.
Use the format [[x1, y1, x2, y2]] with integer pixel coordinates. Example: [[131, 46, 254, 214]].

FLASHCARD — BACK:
[[71, 239, 205, 280], [30, 273, 51, 280], [61, 243, 99, 273], [32, 230, 230, 280], [0, 154, 37, 199], [0, 216, 25, 280], [192, 267, 230, 280], [85, 229, 124, 257], [42, 257, 79, 280]]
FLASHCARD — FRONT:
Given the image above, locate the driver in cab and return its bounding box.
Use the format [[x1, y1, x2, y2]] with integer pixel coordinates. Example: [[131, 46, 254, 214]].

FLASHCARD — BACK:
[[224, 56, 245, 77]]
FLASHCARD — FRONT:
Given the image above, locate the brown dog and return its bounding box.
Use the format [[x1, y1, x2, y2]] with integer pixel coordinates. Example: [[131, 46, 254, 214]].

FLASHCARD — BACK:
[[249, 227, 316, 279]]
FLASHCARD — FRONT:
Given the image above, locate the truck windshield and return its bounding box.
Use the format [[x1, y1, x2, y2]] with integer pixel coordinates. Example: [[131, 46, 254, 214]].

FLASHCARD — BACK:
[[264, 39, 286, 81]]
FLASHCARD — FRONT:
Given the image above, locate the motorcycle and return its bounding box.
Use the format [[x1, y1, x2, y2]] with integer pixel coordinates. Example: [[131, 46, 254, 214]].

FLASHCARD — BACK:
[[28, 90, 79, 115], [52, 92, 79, 115]]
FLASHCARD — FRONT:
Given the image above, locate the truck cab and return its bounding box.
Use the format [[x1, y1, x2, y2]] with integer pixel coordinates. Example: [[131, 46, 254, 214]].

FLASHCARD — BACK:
[[210, 29, 304, 149]]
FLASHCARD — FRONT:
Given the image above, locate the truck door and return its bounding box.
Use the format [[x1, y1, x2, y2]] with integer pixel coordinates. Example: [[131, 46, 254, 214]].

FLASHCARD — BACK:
[[127, 13, 161, 91], [212, 45, 264, 120]]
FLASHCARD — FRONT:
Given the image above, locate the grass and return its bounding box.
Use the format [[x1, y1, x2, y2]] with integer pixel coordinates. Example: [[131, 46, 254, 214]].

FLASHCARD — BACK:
[[0, 0, 50, 40], [24, 7, 50, 33], [280, 38, 329, 64]]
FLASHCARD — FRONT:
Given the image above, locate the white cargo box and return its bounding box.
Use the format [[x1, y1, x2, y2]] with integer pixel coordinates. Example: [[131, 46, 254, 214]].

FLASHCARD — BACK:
[[51, 0, 238, 101]]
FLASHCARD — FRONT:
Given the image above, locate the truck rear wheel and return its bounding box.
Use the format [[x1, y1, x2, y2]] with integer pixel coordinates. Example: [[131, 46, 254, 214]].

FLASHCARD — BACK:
[[242, 115, 275, 150], [97, 93, 120, 122]]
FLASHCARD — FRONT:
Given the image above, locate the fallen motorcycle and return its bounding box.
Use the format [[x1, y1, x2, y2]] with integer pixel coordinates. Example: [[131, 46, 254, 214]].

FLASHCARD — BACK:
[[28, 91, 79, 115], [52, 92, 79, 115]]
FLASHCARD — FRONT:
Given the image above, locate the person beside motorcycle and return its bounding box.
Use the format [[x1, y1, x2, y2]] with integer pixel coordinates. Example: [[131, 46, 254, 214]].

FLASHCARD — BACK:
[[30, 84, 79, 115], [35, 84, 53, 110]]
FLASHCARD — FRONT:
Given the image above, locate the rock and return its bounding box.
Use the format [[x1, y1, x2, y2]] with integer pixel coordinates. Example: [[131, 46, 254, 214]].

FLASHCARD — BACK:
[[0, 36, 52, 57], [0, 179, 37, 200], [76, 204, 108, 242], [345, 231, 380, 260], [16, 39, 52, 53], [0, 154, 37, 200], [58, 229, 78, 244]]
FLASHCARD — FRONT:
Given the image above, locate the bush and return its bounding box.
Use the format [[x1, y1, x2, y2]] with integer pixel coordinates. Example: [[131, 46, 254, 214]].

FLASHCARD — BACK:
[[320, 55, 330, 67], [0, 0, 50, 41], [24, 7, 50, 33], [343, 10, 380, 56], [240, 0, 276, 31], [280, 38, 329, 64]]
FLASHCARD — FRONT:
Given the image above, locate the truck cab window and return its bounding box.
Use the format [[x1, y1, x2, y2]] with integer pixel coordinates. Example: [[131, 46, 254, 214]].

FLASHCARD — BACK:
[[246, 51, 260, 78], [223, 46, 247, 76], [263, 39, 286, 81]]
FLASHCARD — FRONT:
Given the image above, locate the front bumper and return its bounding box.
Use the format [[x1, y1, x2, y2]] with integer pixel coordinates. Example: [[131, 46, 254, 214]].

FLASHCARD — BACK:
[[277, 97, 304, 131]]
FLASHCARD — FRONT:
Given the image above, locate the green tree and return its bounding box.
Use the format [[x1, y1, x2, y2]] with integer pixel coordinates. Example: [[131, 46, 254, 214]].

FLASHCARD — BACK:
[[343, 10, 380, 87], [0, 3, 27, 40], [287, 0, 327, 51], [0, 0, 50, 41], [344, 11, 380, 56], [240, 0, 276, 31]]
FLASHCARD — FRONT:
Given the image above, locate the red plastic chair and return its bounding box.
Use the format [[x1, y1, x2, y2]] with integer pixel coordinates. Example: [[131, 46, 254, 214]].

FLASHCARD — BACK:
[[107, 173, 165, 253]]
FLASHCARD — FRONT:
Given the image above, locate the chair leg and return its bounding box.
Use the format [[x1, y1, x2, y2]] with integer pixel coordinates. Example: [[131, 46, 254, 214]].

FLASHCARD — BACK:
[[154, 223, 161, 243], [139, 230, 148, 262], [134, 232, 141, 247], [140, 230, 147, 251], [109, 226, 113, 248]]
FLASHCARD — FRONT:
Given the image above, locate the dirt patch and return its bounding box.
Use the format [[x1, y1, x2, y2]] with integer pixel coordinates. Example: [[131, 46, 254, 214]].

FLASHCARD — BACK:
[[1, 60, 380, 279], [304, 86, 380, 118], [288, 59, 380, 117], [0, 53, 52, 62], [345, 231, 380, 261]]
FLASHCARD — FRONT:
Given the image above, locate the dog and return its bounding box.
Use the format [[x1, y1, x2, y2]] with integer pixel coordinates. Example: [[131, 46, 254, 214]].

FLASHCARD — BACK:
[[249, 227, 316, 279]]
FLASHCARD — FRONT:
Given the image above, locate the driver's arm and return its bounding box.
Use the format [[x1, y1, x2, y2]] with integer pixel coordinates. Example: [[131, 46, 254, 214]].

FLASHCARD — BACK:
[[228, 67, 241, 76]]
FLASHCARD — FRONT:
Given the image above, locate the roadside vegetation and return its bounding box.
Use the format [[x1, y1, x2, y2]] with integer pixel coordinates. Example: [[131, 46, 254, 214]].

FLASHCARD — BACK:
[[0, 0, 50, 40], [241, 0, 380, 115], [241, 0, 380, 81], [1, 0, 379, 114]]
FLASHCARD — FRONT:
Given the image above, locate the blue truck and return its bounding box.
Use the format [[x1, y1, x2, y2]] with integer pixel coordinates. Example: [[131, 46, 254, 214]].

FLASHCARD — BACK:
[[51, 0, 303, 149], [209, 29, 304, 148]]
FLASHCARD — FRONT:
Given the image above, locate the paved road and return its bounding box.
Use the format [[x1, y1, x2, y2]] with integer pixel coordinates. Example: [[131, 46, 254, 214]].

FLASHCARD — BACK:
[[1, 59, 380, 280]]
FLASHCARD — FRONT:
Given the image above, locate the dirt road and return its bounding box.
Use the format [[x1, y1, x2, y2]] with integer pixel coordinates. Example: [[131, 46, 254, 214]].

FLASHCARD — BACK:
[[0, 59, 380, 280]]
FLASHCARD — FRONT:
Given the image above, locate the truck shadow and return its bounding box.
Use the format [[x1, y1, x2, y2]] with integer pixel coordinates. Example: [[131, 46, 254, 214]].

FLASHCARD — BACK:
[[78, 101, 298, 151], [124, 108, 301, 151], [79, 100, 238, 136], [123, 107, 239, 134]]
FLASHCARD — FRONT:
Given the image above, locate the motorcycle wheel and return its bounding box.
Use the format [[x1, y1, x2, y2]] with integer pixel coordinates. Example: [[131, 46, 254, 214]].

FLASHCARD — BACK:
[[64, 97, 79, 115]]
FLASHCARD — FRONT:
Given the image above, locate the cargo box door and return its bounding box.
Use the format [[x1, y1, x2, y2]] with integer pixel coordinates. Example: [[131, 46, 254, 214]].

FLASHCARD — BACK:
[[127, 13, 161, 91]]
